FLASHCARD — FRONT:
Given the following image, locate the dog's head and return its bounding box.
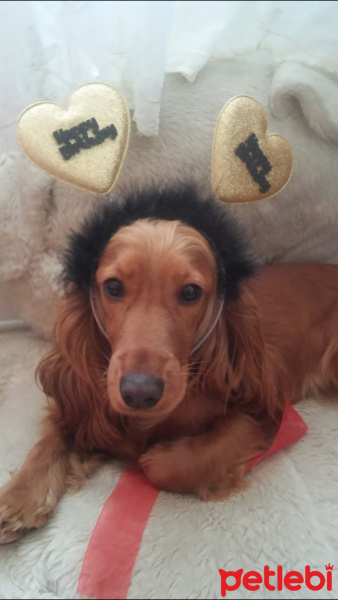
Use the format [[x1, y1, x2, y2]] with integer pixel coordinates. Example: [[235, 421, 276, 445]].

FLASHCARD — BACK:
[[61, 183, 255, 422]]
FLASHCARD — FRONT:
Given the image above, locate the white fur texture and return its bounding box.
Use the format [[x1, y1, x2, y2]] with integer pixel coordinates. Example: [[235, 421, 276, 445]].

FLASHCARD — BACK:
[[2, 51, 338, 337], [0, 330, 337, 599]]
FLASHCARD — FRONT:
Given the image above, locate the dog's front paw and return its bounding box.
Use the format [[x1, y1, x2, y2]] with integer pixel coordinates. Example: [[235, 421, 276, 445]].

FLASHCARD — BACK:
[[0, 479, 55, 544], [139, 439, 197, 494], [139, 438, 248, 501]]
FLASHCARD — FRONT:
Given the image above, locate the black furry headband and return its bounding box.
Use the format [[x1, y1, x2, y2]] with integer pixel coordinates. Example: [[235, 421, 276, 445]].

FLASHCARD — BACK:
[[62, 183, 256, 302]]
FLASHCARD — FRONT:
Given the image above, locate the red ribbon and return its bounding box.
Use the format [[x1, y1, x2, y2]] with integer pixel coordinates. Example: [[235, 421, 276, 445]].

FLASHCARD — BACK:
[[78, 400, 307, 599], [249, 399, 308, 469], [78, 467, 159, 599]]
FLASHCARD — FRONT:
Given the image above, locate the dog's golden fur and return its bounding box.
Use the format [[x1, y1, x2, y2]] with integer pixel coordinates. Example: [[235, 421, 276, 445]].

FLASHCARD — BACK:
[[1, 216, 338, 543]]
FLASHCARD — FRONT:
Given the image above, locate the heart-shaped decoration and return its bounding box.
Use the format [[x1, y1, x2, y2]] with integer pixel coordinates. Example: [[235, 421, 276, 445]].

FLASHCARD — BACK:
[[17, 83, 130, 194], [212, 96, 293, 204]]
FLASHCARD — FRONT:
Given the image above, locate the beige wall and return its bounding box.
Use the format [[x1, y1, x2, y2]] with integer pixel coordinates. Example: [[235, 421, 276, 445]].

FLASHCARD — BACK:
[[0, 296, 19, 321]]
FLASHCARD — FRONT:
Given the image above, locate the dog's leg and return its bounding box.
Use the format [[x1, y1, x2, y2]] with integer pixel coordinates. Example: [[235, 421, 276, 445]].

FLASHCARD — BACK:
[[0, 419, 102, 543], [140, 412, 270, 500]]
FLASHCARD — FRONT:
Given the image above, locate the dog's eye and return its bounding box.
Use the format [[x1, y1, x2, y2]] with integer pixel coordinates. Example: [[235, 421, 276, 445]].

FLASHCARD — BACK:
[[179, 284, 202, 303], [103, 278, 124, 299]]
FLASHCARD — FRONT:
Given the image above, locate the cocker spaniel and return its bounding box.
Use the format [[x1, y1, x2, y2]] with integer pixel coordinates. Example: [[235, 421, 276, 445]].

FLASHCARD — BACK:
[[1, 183, 338, 543]]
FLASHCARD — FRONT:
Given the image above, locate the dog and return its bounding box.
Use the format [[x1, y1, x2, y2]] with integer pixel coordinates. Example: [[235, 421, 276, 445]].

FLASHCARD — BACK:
[[1, 182, 338, 544]]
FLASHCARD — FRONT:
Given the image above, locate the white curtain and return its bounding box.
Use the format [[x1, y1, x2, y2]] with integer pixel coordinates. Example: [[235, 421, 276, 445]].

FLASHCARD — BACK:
[[1, 0, 338, 152]]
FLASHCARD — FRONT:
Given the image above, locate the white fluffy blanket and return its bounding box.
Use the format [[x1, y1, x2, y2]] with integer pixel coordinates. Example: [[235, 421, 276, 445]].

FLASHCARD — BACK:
[[0, 329, 337, 599]]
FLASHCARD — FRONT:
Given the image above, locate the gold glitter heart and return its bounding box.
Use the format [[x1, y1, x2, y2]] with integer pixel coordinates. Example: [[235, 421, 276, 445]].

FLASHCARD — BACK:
[[212, 96, 293, 204], [17, 83, 130, 194]]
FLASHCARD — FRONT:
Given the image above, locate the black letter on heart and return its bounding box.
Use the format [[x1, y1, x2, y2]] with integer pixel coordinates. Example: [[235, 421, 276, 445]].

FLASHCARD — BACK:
[[235, 133, 272, 193]]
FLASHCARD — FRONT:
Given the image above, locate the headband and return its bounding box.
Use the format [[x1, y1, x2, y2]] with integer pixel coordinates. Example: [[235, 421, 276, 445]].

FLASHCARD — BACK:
[[16, 84, 293, 347]]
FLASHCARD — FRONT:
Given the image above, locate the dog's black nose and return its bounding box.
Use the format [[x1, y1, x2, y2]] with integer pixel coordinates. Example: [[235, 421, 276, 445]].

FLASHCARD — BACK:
[[119, 373, 164, 409]]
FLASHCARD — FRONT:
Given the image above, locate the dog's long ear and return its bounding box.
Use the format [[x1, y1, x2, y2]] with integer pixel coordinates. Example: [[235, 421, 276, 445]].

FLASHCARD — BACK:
[[36, 291, 115, 451], [193, 287, 284, 421]]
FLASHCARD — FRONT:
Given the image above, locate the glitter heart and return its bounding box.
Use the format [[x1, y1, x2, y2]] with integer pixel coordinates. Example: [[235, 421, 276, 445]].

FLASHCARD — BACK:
[[17, 83, 130, 194], [212, 96, 293, 204]]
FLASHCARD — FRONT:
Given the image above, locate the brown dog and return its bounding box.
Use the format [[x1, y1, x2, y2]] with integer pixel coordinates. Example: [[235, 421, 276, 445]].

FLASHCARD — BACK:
[[1, 184, 338, 543]]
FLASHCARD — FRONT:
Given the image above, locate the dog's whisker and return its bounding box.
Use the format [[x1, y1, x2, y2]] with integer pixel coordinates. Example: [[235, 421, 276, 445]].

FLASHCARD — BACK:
[[180, 359, 214, 371]]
